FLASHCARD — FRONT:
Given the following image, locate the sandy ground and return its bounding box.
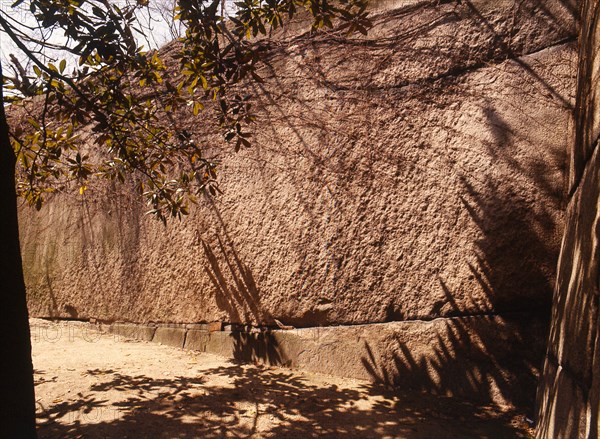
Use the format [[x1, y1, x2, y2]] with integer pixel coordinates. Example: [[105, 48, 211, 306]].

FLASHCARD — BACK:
[[31, 319, 533, 438]]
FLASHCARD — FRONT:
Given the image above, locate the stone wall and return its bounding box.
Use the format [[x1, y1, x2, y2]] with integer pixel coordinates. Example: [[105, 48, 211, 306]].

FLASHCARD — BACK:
[[536, 0, 600, 437], [19, 0, 578, 407], [103, 313, 546, 408]]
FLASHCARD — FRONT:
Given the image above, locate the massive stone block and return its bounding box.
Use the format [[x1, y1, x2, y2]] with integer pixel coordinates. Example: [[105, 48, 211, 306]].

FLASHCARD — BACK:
[[109, 323, 156, 342], [20, 0, 576, 327], [153, 326, 186, 348]]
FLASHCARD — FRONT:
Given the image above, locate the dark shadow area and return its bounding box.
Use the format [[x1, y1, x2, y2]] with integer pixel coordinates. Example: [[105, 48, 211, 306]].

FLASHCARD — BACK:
[[456, 166, 558, 314], [37, 365, 529, 439], [360, 312, 547, 411], [229, 331, 288, 367], [87, 371, 206, 394]]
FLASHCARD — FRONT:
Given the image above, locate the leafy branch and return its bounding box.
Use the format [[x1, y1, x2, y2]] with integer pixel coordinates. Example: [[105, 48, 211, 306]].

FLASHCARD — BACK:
[[3, 0, 371, 224]]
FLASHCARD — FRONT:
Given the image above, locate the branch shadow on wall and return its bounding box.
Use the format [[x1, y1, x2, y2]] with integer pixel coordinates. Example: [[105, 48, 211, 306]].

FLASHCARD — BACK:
[[355, 96, 565, 412], [218, 0, 574, 413], [32, 0, 572, 430], [202, 235, 269, 326], [20, 1, 579, 437], [200, 213, 288, 366], [360, 311, 546, 412]]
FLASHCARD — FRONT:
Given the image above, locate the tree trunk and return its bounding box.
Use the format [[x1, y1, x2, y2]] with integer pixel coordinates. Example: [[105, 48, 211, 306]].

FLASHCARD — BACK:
[[0, 65, 37, 437]]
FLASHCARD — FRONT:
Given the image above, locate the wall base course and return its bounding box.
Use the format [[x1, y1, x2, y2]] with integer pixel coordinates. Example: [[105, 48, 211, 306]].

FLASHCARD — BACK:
[[109, 323, 156, 342], [153, 327, 186, 348], [106, 311, 545, 408]]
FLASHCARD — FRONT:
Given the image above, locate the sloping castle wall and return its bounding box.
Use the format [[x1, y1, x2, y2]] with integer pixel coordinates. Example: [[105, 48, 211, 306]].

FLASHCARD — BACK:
[[19, 0, 578, 407]]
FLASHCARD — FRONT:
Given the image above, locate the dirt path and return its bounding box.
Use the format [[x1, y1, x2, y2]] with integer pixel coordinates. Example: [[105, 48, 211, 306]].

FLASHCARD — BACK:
[[32, 319, 532, 438]]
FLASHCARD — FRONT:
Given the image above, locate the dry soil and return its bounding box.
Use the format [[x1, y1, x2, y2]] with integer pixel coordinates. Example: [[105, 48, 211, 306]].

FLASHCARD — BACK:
[[32, 319, 533, 438]]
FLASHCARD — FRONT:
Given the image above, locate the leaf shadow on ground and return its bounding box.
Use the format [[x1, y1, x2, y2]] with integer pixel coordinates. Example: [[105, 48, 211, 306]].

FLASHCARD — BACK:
[[36, 365, 528, 439]]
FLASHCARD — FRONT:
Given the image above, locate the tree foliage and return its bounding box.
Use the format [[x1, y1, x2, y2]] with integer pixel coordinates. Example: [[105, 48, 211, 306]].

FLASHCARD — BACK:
[[1, 0, 371, 223]]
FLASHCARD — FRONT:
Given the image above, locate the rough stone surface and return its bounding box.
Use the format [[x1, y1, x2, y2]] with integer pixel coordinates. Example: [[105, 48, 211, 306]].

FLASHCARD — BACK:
[[204, 332, 238, 358], [545, 144, 600, 388], [185, 323, 208, 330], [537, 359, 588, 439], [569, 0, 600, 190], [276, 313, 546, 408], [20, 0, 576, 327], [208, 322, 223, 332]]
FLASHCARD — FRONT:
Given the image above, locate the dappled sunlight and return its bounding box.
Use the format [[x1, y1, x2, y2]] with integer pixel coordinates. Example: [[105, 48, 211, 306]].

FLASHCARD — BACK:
[[33, 320, 531, 438]]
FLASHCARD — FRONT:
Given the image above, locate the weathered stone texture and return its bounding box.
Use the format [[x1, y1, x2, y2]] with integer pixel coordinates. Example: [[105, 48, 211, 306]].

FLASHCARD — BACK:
[[18, 0, 578, 410], [20, 0, 576, 328], [569, 0, 600, 189], [184, 329, 210, 351], [546, 146, 600, 387]]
